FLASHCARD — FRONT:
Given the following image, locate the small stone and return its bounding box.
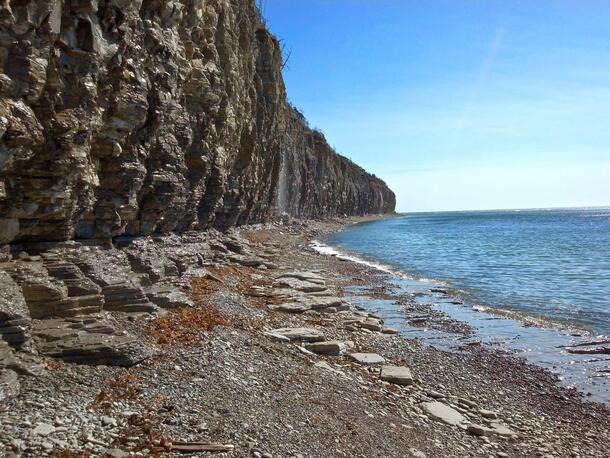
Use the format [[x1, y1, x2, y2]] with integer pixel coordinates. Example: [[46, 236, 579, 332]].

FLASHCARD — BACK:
[[489, 422, 516, 437], [458, 397, 477, 408], [101, 416, 117, 427], [32, 423, 56, 437], [467, 424, 490, 437], [479, 409, 498, 419], [106, 449, 129, 458]]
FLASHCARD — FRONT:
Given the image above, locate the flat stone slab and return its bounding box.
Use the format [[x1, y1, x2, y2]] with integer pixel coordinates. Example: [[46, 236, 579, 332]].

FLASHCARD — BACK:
[[274, 278, 327, 293], [306, 341, 348, 356], [270, 296, 345, 314], [489, 422, 516, 437], [301, 296, 344, 310], [146, 289, 193, 309], [347, 352, 385, 365], [360, 319, 383, 332], [268, 327, 325, 342], [33, 318, 154, 366], [422, 401, 466, 426], [467, 421, 515, 437], [380, 365, 413, 385], [228, 254, 264, 267], [269, 303, 312, 313], [263, 332, 291, 342], [276, 271, 326, 285]]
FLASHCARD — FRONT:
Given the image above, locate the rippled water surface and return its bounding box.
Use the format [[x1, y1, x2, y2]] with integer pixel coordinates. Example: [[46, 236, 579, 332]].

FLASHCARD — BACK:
[[327, 208, 610, 334]]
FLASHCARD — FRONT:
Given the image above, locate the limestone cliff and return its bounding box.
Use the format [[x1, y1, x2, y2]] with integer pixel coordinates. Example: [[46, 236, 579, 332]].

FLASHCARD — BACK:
[[0, 0, 395, 243]]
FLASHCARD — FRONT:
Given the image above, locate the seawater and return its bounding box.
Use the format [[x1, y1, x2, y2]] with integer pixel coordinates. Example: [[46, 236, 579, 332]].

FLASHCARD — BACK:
[[316, 207, 610, 403], [326, 208, 610, 334]]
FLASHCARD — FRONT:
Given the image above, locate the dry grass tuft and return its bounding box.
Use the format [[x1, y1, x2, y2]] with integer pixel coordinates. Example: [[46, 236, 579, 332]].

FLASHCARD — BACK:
[[90, 373, 141, 411], [49, 450, 90, 457], [147, 305, 228, 346], [146, 274, 230, 346]]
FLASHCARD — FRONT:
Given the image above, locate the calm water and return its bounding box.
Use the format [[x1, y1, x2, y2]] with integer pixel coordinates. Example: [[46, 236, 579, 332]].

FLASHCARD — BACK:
[[327, 208, 610, 334]]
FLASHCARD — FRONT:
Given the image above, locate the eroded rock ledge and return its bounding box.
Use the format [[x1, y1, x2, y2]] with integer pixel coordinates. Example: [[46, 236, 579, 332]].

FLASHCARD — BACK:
[[0, 0, 395, 244]]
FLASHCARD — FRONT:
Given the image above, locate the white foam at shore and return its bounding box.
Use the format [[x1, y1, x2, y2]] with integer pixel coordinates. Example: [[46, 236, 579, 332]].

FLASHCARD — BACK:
[[310, 240, 436, 282], [311, 240, 588, 333], [311, 240, 397, 275]]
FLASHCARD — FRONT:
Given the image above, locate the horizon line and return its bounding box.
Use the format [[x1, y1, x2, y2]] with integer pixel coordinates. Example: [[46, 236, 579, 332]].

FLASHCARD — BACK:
[[395, 205, 610, 215]]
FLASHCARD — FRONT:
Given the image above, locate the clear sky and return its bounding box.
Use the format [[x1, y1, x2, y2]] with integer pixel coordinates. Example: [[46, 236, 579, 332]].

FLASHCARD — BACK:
[[262, 0, 610, 212]]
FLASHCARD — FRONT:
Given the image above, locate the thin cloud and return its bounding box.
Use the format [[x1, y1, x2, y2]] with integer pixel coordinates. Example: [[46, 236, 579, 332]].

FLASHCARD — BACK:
[[448, 28, 506, 152]]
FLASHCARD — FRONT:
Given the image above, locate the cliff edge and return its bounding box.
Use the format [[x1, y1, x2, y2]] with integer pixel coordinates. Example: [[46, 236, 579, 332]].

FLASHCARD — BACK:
[[0, 0, 395, 243]]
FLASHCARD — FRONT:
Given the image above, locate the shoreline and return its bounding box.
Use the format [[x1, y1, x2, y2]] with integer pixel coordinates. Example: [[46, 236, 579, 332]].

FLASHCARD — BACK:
[[1, 217, 609, 457], [317, 217, 600, 338], [313, 236, 598, 336], [315, 223, 610, 404]]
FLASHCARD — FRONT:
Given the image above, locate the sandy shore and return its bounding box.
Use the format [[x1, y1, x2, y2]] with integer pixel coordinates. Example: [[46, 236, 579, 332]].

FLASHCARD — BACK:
[[1, 218, 609, 457]]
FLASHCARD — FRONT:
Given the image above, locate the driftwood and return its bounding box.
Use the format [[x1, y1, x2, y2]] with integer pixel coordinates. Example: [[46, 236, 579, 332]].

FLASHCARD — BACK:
[[171, 441, 235, 452]]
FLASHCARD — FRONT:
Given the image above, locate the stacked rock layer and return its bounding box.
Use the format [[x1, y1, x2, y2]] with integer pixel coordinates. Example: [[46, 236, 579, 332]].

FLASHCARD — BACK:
[[0, 0, 395, 243]]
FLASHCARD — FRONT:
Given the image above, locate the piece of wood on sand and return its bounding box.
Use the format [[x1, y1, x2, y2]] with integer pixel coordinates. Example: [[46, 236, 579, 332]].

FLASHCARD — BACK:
[[171, 442, 235, 452]]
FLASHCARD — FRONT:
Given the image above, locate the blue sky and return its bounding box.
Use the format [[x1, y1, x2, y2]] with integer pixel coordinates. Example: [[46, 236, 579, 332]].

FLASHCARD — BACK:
[[263, 0, 610, 212]]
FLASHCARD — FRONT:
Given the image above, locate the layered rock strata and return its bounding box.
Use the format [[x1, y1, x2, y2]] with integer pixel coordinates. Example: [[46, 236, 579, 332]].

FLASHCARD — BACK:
[[0, 227, 273, 372], [0, 0, 395, 244]]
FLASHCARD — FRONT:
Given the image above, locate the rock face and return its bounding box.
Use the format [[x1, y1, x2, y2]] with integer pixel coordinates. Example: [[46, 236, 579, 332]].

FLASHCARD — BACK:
[[0, 271, 31, 347], [0, 0, 395, 244]]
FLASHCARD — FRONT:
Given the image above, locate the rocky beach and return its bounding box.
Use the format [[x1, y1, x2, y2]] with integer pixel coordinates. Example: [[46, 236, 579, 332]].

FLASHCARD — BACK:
[[1, 1, 609, 457], [1, 217, 609, 457]]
